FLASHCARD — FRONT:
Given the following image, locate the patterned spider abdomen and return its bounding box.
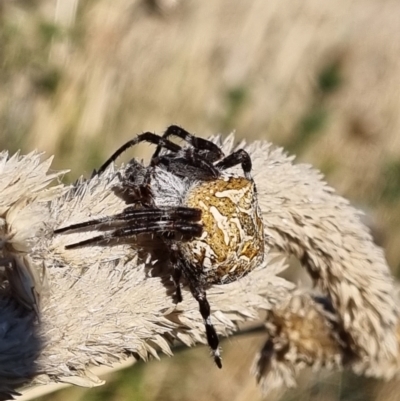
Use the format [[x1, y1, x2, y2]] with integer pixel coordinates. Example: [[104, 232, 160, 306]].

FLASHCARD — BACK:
[[182, 175, 265, 284]]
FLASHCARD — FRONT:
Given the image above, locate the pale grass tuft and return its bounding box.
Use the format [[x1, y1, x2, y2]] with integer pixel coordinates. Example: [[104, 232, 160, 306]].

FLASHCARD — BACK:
[[252, 293, 343, 391], [236, 138, 399, 378], [0, 151, 67, 314], [0, 137, 399, 400]]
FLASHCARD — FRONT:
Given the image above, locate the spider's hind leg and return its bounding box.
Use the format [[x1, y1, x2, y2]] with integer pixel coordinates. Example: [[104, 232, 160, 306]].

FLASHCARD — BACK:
[[181, 260, 222, 368], [55, 207, 203, 249], [190, 281, 222, 368], [170, 244, 183, 303]]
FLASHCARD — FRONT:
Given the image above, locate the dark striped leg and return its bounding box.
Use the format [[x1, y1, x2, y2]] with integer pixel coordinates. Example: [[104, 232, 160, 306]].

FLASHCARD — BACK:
[[62, 220, 203, 249], [54, 207, 201, 234], [94, 132, 182, 176], [215, 149, 252, 180], [170, 246, 183, 304], [181, 260, 221, 368], [151, 125, 224, 162]]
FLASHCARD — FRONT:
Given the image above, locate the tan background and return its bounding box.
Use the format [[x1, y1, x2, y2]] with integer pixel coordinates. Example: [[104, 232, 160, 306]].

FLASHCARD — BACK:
[[1, 1, 400, 400]]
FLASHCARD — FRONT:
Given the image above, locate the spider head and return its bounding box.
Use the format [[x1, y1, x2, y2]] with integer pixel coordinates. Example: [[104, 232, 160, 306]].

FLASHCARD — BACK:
[[183, 175, 265, 284]]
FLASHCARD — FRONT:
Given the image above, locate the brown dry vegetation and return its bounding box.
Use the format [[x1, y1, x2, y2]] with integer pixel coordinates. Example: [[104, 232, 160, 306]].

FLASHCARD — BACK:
[[2, 0, 400, 400]]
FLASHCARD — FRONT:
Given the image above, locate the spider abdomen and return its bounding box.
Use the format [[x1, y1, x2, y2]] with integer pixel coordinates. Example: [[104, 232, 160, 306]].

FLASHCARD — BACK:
[[182, 175, 265, 284], [55, 126, 265, 368]]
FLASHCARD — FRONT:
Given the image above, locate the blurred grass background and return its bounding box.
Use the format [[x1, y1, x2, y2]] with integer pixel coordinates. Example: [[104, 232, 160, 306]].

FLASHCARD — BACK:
[[2, 0, 400, 400]]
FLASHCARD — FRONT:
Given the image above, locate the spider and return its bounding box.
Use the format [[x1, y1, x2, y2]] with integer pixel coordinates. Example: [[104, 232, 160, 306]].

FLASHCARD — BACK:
[[54, 125, 265, 368]]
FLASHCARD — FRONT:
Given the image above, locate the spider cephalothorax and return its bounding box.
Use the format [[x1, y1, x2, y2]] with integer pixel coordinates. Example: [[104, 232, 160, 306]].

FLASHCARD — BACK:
[[55, 125, 265, 368]]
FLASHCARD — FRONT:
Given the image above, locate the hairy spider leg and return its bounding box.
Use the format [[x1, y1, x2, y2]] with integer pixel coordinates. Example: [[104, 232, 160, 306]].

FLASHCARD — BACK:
[[95, 132, 182, 176], [215, 149, 253, 180], [112, 169, 155, 207], [182, 260, 222, 368], [64, 220, 203, 249], [54, 207, 202, 234], [144, 145, 221, 197], [170, 243, 183, 303], [151, 125, 224, 162], [174, 147, 220, 177], [94, 130, 221, 204]]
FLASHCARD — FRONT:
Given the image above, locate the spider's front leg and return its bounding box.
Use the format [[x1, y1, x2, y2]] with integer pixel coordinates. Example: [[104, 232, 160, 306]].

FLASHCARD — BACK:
[[94, 132, 182, 176], [151, 125, 224, 162], [215, 149, 252, 180]]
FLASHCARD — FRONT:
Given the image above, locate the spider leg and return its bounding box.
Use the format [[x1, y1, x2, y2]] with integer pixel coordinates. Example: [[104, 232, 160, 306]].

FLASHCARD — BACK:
[[113, 178, 155, 207], [54, 207, 202, 234], [181, 260, 222, 368], [151, 125, 224, 162], [215, 149, 252, 180], [63, 220, 203, 249], [170, 244, 183, 303], [150, 147, 221, 179], [111, 161, 157, 207], [180, 147, 220, 178], [94, 132, 183, 176]]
